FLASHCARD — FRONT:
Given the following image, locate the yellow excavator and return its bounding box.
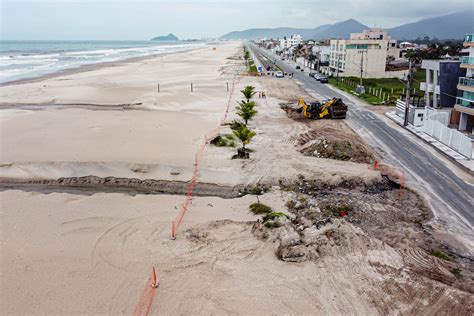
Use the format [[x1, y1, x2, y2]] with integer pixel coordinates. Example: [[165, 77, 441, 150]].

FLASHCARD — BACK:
[[297, 97, 348, 119]]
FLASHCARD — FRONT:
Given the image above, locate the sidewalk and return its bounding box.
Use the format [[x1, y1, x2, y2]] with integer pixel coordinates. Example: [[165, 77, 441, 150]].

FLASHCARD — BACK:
[[386, 111, 474, 173]]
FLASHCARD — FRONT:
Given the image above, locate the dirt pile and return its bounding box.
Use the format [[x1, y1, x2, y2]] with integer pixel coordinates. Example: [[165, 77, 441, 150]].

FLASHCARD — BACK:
[[274, 176, 474, 294], [298, 125, 374, 163], [253, 219, 383, 263]]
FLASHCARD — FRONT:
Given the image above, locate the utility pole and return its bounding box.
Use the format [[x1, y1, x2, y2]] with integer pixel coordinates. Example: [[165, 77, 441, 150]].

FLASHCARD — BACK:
[[357, 50, 367, 94], [359, 50, 366, 86], [336, 54, 340, 83], [404, 60, 413, 127]]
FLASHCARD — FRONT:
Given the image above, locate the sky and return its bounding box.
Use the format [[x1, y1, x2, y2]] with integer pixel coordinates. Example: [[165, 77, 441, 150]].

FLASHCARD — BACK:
[[1, 0, 472, 40]]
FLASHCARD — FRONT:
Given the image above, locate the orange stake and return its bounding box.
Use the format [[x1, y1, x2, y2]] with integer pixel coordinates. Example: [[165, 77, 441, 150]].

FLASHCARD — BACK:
[[152, 267, 158, 288], [171, 221, 176, 240]]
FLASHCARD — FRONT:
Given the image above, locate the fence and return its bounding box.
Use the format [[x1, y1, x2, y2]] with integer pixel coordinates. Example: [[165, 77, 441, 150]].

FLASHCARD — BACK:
[[423, 114, 473, 159]]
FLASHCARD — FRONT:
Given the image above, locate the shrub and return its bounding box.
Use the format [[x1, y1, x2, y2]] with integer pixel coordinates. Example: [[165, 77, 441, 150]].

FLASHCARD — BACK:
[[249, 202, 272, 215], [262, 211, 289, 222], [432, 250, 452, 261], [249, 186, 263, 195], [210, 134, 235, 147]]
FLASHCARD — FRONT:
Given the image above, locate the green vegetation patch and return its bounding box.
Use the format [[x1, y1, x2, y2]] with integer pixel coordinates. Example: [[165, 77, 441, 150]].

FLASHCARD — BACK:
[[249, 202, 273, 215], [431, 249, 453, 261], [210, 134, 236, 147], [328, 71, 425, 106]]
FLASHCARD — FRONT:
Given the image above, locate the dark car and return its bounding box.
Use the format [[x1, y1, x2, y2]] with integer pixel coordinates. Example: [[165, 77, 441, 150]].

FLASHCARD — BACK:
[[309, 73, 315, 78], [319, 76, 329, 83], [295, 65, 301, 70]]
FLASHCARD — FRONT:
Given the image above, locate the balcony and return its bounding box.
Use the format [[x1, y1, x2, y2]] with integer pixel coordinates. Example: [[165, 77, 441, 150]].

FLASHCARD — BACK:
[[420, 82, 440, 94], [460, 56, 474, 68], [458, 77, 474, 92], [464, 34, 474, 46]]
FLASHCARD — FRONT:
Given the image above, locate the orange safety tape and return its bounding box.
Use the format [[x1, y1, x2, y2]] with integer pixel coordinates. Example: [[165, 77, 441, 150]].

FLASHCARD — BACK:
[[171, 77, 241, 237], [132, 267, 158, 316]]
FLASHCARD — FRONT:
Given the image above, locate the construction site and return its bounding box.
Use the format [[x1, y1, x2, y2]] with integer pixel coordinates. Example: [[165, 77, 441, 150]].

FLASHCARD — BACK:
[[1, 42, 473, 315]]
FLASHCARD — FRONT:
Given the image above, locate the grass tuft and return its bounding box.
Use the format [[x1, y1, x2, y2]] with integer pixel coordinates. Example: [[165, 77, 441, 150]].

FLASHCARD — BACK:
[[431, 249, 452, 261], [249, 203, 272, 215]]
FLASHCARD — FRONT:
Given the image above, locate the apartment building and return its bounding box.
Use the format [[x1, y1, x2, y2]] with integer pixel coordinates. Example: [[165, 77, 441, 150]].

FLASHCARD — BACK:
[[326, 28, 403, 78], [420, 60, 465, 108], [455, 33, 474, 133], [279, 35, 303, 49]]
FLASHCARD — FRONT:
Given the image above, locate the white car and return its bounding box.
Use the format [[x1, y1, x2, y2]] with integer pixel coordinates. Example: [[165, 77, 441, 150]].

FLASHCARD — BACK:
[[275, 71, 284, 78]]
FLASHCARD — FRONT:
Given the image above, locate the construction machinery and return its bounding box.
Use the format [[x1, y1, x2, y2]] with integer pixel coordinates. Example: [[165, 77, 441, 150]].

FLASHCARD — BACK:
[[296, 97, 347, 119]]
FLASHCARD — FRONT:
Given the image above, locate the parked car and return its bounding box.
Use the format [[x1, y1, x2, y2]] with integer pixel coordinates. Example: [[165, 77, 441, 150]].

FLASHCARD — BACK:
[[295, 65, 301, 70], [275, 71, 284, 78], [319, 76, 329, 83], [309, 73, 315, 78], [314, 74, 321, 81]]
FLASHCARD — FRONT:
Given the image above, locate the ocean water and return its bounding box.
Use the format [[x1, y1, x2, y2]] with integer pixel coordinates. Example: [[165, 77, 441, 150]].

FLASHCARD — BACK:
[[0, 40, 206, 83]]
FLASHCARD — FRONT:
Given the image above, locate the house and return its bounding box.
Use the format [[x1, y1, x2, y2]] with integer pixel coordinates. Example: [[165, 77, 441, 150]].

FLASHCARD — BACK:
[[326, 28, 406, 78], [420, 60, 466, 108], [455, 33, 474, 133]]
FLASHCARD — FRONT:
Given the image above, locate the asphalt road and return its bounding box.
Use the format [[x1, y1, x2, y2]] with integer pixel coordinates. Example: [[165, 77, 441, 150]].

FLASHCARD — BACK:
[[249, 44, 474, 230]]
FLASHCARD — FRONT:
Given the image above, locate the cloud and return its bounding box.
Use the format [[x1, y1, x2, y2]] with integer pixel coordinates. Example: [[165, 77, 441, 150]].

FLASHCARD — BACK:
[[1, 0, 472, 39]]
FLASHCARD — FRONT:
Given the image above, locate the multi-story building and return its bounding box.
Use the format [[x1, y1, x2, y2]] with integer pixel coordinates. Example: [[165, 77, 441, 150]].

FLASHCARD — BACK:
[[455, 33, 474, 133], [326, 28, 404, 78], [279, 35, 303, 49], [420, 60, 465, 108]]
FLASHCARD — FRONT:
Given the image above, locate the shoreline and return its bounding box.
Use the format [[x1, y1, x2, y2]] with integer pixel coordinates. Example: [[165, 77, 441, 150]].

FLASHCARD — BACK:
[[0, 44, 208, 87]]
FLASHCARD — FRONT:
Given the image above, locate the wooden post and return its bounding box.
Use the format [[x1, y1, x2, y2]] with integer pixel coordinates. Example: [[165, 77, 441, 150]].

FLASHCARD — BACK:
[[226, 82, 229, 92], [157, 83, 160, 93], [191, 82, 193, 92]]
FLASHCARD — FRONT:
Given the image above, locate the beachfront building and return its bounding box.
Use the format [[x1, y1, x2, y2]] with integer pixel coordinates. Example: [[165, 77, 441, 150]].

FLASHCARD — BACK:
[[420, 60, 465, 108], [326, 28, 405, 78], [455, 34, 474, 133], [279, 35, 303, 49]]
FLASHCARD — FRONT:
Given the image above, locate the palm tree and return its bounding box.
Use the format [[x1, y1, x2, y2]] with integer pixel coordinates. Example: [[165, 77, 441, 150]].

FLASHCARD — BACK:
[[240, 85, 256, 102], [236, 101, 257, 125], [232, 124, 256, 157], [243, 50, 250, 65]]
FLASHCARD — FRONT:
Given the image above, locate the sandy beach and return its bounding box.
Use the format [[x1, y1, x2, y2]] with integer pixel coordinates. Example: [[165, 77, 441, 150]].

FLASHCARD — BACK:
[[1, 42, 473, 315]]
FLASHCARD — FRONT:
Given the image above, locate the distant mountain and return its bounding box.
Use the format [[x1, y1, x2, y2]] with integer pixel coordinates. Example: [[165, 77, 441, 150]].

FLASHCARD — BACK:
[[219, 11, 473, 41], [387, 11, 473, 40], [219, 20, 367, 40], [310, 19, 368, 39], [219, 25, 331, 40], [151, 33, 179, 41]]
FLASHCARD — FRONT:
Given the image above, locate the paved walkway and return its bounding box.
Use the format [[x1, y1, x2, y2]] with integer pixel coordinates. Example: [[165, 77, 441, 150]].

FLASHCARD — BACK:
[[386, 111, 474, 173]]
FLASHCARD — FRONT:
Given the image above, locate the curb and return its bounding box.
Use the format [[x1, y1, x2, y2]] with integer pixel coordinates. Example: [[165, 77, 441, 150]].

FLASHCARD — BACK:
[[385, 113, 474, 177], [325, 83, 474, 177]]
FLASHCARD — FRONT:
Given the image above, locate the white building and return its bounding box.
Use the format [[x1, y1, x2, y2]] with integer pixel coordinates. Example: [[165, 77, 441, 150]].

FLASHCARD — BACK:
[[326, 28, 404, 78], [312, 45, 331, 63], [279, 35, 303, 49], [456, 33, 474, 133]]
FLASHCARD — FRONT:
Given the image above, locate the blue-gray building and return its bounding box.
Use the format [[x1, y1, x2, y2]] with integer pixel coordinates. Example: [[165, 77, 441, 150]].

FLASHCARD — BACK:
[[420, 60, 466, 108]]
